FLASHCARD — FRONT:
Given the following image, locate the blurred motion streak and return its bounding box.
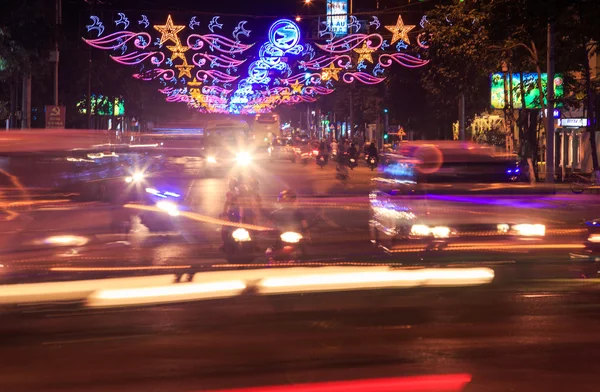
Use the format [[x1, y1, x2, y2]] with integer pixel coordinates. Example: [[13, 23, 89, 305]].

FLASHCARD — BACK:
[[0, 275, 177, 304], [51, 266, 192, 272], [258, 267, 494, 294], [87, 280, 246, 307], [199, 373, 472, 392], [388, 243, 585, 253], [123, 203, 273, 231]]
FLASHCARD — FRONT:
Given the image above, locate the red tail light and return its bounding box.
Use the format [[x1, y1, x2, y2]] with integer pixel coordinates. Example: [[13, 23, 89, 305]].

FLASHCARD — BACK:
[[312, 150, 319, 155]]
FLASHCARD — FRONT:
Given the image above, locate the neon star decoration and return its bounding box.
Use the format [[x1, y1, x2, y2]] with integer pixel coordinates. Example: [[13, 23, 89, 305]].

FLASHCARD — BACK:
[[354, 42, 375, 64], [290, 80, 303, 94], [167, 42, 189, 61], [154, 15, 186, 45], [176, 63, 194, 78], [83, 14, 428, 114], [321, 62, 342, 81], [385, 15, 415, 45]]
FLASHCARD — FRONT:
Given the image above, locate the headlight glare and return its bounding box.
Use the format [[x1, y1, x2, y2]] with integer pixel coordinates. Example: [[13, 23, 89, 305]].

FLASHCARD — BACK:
[[281, 231, 303, 243], [156, 201, 179, 217], [232, 228, 251, 242], [512, 224, 545, 237], [236, 152, 252, 165]]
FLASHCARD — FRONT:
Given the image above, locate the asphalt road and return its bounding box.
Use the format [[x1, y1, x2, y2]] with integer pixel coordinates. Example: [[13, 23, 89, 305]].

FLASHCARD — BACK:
[[0, 156, 599, 278], [1, 156, 600, 390], [3, 277, 600, 391]]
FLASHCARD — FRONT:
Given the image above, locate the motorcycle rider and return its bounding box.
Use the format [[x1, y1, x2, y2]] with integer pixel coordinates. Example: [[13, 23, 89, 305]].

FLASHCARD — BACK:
[[220, 177, 241, 249], [331, 139, 338, 153], [317, 139, 329, 163], [269, 189, 309, 238], [366, 141, 379, 164]]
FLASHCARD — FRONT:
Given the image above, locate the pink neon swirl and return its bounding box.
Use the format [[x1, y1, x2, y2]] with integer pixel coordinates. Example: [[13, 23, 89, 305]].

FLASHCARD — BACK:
[[202, 86, 233, 95], [133, 68, 175, 81], [304, 86, 335, 95], [83, 31, 151, 50], [195, 70, 239, 83], [378, 53, 430, 68], [342, 72, 385, 84], [151, 52, 166, 66], [316, 34, 383, 53], [186, 34, 254, 54], [192, 53, 246, 68], [281, 73, 321, 85], [299, 55, 352, 70], [110, 51, 158, 65]]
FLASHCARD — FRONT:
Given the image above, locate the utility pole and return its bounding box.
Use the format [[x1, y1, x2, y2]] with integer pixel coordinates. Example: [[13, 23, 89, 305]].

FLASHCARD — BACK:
[[53, 0, 62, 106], [21, 74, 31, 129], [458, 93, 465, 140], [546, 19, 555, 184]]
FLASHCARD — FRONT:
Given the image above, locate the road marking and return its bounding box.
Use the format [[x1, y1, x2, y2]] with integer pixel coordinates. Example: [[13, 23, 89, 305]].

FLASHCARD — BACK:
[[520, 293, 562, 299], [321, 212, 340, 228], [43, 333, 152, 345]]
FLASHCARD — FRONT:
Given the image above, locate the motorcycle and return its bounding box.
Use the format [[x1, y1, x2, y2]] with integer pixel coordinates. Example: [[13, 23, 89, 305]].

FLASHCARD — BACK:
[[316, 153, 328, 168], [265, 230, 306, 262], [331, 149, 338, 161], [348, 155, 358, 170], [366, 154, 378, 171], [220, 213, 258, 263], [265, 211, 322, 262]]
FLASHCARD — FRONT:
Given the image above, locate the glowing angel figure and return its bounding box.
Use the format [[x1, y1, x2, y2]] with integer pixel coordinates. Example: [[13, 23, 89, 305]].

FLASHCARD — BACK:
[[318, 21, 334, 42], [115, 13, 130, 30], [369, 16, 381, 30], [208, 16, 223, 33], [232, 21, 251, 41], [86, 16, 104, 37], [138, 15, 150, 29], [189, 16, 200, 30], [348, 16, 361, 32], [396, 40, 408, 51]]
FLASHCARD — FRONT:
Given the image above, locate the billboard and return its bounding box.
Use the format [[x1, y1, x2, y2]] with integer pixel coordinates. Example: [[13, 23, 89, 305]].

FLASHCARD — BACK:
[[76, 95, 125, 116], [491, 73, 564, 109], [327, 0, 348, 36]]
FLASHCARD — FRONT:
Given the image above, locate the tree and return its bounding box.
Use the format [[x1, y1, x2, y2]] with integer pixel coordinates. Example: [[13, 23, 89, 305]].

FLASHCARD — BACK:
[[422, 0, 600, 172]]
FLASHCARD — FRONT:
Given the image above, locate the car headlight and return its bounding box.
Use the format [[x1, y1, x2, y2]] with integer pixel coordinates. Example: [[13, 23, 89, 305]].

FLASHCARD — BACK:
[[280, 231, 303, 243], [236, 152, 252, 165], [512, 224, 545, 237], [206, 156, 217, 163], [410, 225, 451, 238], [125, 171, 145, 183], [232, 228, 251, 242], [588, 234, 600, 243], [156, 201, 180, 217]]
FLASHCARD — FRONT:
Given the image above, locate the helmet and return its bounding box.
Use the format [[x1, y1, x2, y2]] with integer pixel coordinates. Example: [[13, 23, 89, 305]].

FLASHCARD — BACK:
[[228, 177, 238, 190], [278, 189, 297, 203], [247, 177, 259, 193]]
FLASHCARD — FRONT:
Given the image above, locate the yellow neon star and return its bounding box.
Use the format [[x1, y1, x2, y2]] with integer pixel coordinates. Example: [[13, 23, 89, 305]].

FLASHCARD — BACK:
[[167, 42, 189, 61], [321, 62, 342, 81], [154, 15, 186, 45], [187, 77, 203, 87], [175, 63, 194, 78], [385, 15, 415, 45], [354, 42, 375, 64], [290, 80, 303, 94]]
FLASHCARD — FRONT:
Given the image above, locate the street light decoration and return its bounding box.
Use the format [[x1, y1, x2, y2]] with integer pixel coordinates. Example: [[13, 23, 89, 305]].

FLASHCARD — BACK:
[[83, 13, 428, 114], [385, 15, 416, 45]]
